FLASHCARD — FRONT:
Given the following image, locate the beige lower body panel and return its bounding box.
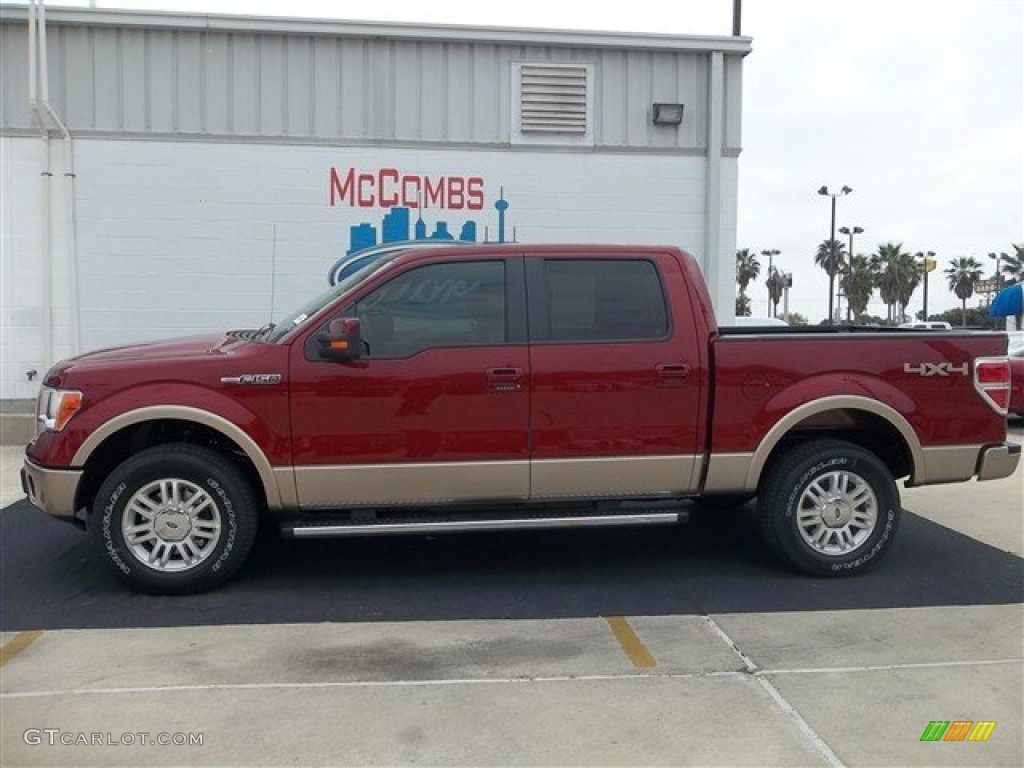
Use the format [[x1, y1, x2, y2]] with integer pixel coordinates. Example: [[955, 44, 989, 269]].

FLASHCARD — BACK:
[[295, 461, 531, 508], [914, 445, 984, 485], [702, 453, 757, 493], [704, 445, 990, 492], [292, 455, 698, 509], [530, 455, 698, 499]]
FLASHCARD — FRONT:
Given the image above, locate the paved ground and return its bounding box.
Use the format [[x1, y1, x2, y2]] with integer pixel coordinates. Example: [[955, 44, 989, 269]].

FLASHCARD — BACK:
[[1, 425, 1022, 766]]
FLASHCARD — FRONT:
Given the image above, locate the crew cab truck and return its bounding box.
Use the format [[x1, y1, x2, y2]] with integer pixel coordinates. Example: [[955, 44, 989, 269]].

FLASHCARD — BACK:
[[23, 245, 1020, 593]]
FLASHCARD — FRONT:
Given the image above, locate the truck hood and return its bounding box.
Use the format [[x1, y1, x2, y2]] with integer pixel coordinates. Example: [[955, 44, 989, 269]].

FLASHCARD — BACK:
[[44, 333, 264, 384], [69, 334, 245, 364]]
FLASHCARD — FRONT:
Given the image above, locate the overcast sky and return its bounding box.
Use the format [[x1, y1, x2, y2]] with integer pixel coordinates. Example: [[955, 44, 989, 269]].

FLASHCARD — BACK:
[[29, 0, 1024, 320]]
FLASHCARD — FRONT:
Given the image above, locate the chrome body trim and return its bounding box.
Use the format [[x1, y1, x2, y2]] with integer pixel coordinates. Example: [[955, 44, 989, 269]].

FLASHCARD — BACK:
[[287, 513, 680, 538], [975, 443, 1021, 482], [21, 458, 82, 521], [71, 406, 283, 509]]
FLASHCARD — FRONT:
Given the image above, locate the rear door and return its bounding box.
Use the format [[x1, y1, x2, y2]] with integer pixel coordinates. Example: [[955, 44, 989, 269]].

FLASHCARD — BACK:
[[525, 253, 702, 498]]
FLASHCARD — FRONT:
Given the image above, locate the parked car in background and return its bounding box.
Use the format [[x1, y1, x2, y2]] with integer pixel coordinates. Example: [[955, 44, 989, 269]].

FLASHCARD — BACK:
[[1009, 332, 1024, 419], [730, 317, 789, 327], [898, 321, 953, 330]]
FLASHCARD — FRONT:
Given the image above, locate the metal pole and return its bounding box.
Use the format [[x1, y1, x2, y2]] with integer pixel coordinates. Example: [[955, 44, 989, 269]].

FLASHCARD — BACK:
[[828, 196, 837, 324], [733, 0, 742, 36], [845, 229, 855, 321], [922, 256, 929, 322]]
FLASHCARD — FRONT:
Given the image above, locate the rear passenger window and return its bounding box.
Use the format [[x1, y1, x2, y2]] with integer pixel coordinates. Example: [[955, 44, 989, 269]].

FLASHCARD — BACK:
[[542, 259, 668, 341]]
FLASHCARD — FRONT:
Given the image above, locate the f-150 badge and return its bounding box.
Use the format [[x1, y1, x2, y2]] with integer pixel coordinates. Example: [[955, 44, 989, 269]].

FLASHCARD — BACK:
[[903, 363, 968, 377], [220, 374, 283, 385]]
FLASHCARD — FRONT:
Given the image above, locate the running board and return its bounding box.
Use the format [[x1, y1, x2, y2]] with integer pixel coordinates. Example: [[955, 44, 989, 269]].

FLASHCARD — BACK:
[[283, 512, 681, 539]]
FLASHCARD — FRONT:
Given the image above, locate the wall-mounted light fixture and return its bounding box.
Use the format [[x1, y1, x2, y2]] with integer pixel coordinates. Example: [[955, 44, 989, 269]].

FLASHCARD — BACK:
[[652, 103, 685, 126]]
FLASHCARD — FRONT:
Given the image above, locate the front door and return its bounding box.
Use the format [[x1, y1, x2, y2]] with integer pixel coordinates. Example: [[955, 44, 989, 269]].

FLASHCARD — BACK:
[[289, 257, 530, 508]]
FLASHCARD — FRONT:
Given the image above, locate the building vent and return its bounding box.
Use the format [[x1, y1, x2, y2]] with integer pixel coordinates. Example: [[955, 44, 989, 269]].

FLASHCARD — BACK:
[[512, 63, 593, 146], [519, 64, 588, 134]]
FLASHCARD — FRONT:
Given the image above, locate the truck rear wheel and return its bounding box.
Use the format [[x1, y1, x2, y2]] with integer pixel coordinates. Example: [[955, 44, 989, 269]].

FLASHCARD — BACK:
[[90, 444, 259, 594], [758, 439, 900, 576]]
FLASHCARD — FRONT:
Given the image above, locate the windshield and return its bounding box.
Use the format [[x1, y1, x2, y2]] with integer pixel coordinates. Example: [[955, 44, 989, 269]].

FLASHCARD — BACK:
[[264, 253, 402, 343]]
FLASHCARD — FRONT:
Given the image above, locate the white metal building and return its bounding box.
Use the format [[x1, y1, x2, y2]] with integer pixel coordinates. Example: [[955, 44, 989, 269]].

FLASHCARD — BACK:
[[0, 5, 750, 401]]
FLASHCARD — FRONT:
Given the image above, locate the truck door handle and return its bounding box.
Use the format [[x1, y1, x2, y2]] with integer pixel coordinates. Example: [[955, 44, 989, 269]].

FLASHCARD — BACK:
[[486, 367, 523, 392], [656, 363, 691, 387]]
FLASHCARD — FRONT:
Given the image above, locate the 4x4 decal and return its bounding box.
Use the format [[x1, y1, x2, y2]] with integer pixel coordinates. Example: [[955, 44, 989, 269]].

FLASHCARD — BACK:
[[904, 362, 969, 377]]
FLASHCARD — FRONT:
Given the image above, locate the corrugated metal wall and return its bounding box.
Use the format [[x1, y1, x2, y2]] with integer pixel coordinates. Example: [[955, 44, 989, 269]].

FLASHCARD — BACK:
[[1, 19, 744, 152]]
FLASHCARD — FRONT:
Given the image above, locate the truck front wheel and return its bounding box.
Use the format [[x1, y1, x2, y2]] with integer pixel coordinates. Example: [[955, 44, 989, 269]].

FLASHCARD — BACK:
[[758, 439, 900, 576], [90, 444, 259, 594]]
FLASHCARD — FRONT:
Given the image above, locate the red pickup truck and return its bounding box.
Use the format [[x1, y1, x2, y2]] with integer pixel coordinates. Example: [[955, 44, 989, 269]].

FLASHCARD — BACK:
[[22, 245, 1019, 593]]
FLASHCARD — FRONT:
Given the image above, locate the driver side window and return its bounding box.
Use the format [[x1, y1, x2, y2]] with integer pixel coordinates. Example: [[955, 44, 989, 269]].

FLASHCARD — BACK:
[[355, 260, 506, 358]]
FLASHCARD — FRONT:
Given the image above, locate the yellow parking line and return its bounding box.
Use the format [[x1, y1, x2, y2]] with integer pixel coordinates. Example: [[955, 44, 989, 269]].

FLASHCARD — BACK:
[[0, 631, 44, 667], [605, 617, 657, 669]]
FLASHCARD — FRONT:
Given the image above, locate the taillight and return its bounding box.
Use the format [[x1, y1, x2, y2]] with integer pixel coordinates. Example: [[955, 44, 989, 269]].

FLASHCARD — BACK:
[[974, 357, 1010, 414]]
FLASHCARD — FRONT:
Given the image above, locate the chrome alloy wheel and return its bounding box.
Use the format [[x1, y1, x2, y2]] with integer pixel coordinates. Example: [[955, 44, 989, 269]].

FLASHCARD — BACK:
[[796, 470, 878, 555], [121, 479, 222, 572]]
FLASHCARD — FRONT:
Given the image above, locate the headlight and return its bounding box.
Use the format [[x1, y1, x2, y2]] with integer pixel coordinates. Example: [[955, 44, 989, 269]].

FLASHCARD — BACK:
[[36, 387, 84, 433]]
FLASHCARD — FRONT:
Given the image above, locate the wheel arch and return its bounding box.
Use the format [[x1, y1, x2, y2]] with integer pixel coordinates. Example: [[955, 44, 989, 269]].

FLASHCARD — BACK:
[[73, 406, 284, 514], [750, 396, 923, 491]]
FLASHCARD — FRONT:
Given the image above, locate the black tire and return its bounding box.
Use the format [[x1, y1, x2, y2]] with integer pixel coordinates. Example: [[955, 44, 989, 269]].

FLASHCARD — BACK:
[[90, 444, 259, 594], [758, 439, 900, 576]]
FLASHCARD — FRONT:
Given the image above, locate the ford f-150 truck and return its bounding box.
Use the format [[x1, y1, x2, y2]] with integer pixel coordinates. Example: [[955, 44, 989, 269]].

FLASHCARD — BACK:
[[22, 245, 1020, 593]]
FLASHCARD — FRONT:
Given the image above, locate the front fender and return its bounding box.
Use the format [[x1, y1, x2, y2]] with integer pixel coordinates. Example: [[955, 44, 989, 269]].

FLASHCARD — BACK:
[[33, 383, 285, 509]]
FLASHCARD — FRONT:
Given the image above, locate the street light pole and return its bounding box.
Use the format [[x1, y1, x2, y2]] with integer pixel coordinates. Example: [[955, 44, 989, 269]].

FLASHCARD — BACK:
[[818, 185, 852, 324], [761, 248, 780, 317], [838, 225, 863, 321], [917, 251, 935, 322], [989, 252, 1005, 289], [989, 252, 1006, 330]]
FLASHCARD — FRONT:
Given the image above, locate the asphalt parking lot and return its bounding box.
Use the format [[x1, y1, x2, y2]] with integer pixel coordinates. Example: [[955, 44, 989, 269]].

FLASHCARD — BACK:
[[2, 424, 1022, 766]]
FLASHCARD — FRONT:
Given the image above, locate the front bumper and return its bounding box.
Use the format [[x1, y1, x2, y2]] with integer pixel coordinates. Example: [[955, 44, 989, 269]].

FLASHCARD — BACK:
[[21, 458, 82, 523], [976, 442, 1022, 482]]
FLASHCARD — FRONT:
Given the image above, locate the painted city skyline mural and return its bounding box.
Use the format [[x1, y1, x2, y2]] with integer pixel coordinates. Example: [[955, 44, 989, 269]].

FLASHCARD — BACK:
[[326, 165, 516, 284]]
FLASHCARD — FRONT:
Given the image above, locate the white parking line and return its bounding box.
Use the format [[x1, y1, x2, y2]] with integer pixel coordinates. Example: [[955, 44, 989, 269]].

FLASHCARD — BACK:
[[3, 656, 1018, 700]]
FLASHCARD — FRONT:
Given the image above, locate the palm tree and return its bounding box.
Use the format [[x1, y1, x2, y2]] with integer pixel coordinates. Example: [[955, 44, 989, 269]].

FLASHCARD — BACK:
[[944, 257, 984, 327], [766, 269, 786, 318], [892, 250, 921, 322], [814, 239, 848, 280], [814, 239, 847, 321], [870, 243, 918, 323], [840, 254, 875, 320], [735, 249, 761, 316], [1000, 245, 1023, 284], [997, 245, 1023, 329]]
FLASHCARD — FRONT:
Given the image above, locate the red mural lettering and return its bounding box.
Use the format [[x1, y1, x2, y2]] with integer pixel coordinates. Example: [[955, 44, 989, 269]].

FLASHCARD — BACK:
[[467, 177, 484, 210], [329, 167, 356, 206], [448, 177, 465, 209], [378, 168, 400, 207], [402, 176, 421, 208], [328, 167, 489, 210], [424, 177, 445, 208], [357, 174, 376, 207]]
